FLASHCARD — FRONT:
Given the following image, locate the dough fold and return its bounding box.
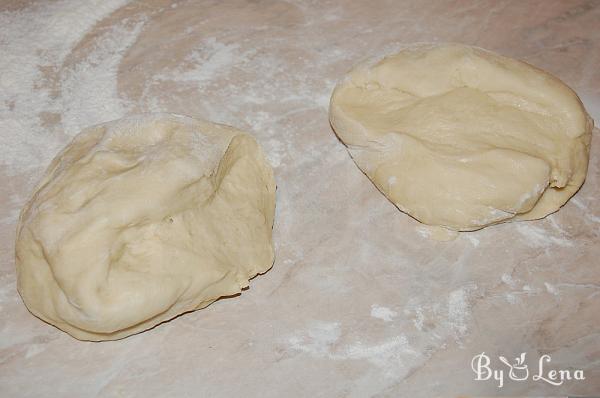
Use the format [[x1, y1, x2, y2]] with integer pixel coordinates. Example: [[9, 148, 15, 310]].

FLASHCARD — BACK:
[[16, 113, 276, 340], [329, 43, 593, 230]]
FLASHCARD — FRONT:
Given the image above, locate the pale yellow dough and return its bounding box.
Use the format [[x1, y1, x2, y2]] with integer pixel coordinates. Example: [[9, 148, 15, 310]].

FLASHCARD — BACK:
[[329, 43, 593, 231], [16, 114, 276, 340]]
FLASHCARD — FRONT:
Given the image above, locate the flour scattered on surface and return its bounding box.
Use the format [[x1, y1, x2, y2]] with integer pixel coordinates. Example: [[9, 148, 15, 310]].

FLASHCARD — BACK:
[[571, 197, 588, 210], [415, 225, 459, 241], [403, 302, 424, 331], [415, 226, 432, 238], [447, 284, 477, 342], [61, 18, 147, 134], [545, 282, 560, 296], [245, 111, 286, 168], [588, 214, 600, 224], [370, 305, 397, 322], [569, 197, 600, 223], [0, 0, 132, 175], [342, 335, 419, 378], [25, 344, 46, 359], [287, 322, 420, 378], [448, 289, 469, 337], [466, 234, 480, 247], [159, 38, 254, 86], [412, 307, 425, 331], [520, 284, 542, 295], [501, 273, 517, 288], [287, 321, 341, 357], [501, 283, 545, 305], [0, 193, 25, 225], [515, 223, 573, 248], [504, 293, 517, 304], [547, 215, 570, 236]]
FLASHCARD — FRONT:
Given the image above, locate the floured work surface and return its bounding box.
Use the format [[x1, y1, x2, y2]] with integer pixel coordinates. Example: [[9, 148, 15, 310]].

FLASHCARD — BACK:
[[0, 1, 599, 396]]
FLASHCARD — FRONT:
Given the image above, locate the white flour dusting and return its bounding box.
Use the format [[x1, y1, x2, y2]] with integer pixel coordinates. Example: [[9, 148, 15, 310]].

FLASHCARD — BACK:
[[343, 335, 419, 378], [415, 226, 432, 238], [544, 282, 560, 296], [447, 288, 469, 338], [60, 18, 147, 134], [414, 308, 426, 331], [402, 304, 426, 331], [288, 321, 341, 357], [156, 38, 254, 87], [401, 283, 477, 343], [0, 0, 132, 176], [370, 304, 397, 322], [503, 283, 545, 304], [0, 1, 598, 395], [24, 343, 46, 359], [501, 273, 517, 288], [571, 197, 588, 210], [145, 31, 337, 171], [447, 283, 478, 343], [547, 215, 570, 236], [287, 321, 420, 378], [569, 196, 600, 223], [466, 234, 480, 247], [501, 273, 525, 304], [515, 223, 573, 248], [588, 214, 600, 223], [504, 293, 518, 304]]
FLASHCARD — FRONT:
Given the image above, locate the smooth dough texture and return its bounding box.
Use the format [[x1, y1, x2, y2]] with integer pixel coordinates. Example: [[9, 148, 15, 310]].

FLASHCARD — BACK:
[[330, 43, 593, 231], [16, 114, 276, 340]]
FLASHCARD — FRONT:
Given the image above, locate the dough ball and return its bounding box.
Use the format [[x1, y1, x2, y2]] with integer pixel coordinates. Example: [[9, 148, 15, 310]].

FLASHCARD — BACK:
[[329, 43, 593, 231], [16, 114, 276, 340]]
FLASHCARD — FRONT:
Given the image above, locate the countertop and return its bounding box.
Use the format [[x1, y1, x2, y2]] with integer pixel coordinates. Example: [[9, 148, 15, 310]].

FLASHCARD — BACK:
[[1, 0, 599, 396]]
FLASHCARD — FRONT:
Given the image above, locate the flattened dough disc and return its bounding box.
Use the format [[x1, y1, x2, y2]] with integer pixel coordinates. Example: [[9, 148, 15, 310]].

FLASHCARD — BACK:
[[329, 43, 593, 231], [16, 113, 276, 340]]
